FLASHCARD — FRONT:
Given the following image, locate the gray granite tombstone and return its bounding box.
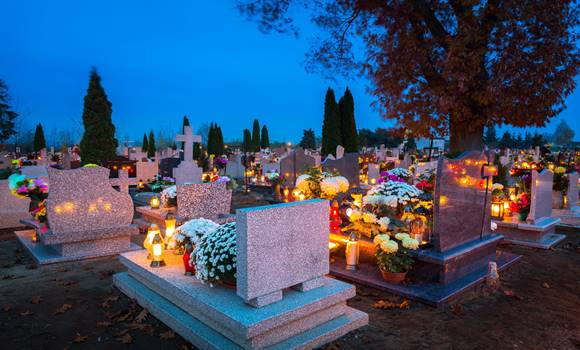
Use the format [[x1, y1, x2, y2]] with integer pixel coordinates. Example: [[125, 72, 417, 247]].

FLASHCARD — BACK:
[[176, 182, 233, 224], [322, 153, 360, 188], [565, 172, 579, 211], [159, 157, 180, 178], [15, 166, 139, 264]]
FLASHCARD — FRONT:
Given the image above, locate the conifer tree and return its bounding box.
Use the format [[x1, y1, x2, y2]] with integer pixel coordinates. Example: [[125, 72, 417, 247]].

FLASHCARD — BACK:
[[0, 79, 18, 144], [242, 129, 252, 153], [79, 68, 118, 165], [251, 119, 261, 152], [339, 87, 358, 152], [141, 133, 148, 153], [483, 126, 497, 146], [216, 125, 224, 155], [147, 130, 156, 158], [321, 87, 341, 157], [33, 123, 46, 152], [260, 125, 270, 149], [299, 129, 316, 150]]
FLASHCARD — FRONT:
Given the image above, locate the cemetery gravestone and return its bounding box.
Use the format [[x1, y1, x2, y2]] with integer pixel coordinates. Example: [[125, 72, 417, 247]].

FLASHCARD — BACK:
[[280, 147, 317, 186], [176, 182, 233, 224], [114, 200, 368, 350], [109, 169, 138, 193], [225, 154, 246, 179], [495, 170, 564, 248], [159, 157, 181, 178], [136, 159, 159, 182], [335, 145, 345, 160], [174, 126, 202, 185], [15, 166, 140, 264], [322, 153, 360, 188], [565, 172, 579, 212], [367, 163, 380, 185]]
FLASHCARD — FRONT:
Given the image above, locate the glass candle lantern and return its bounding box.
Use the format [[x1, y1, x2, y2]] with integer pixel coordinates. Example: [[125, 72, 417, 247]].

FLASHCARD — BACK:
[[345, 232, 359, 271], [150, 234, 166, 268], [490, 201, 504, 220], [144, 224, 160, 259], [164, 213, 176, 243], [150, 196, 160, 209]]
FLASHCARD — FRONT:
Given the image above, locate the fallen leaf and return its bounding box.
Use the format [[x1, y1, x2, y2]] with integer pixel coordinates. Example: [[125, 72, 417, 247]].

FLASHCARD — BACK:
[[159, 330, 176, 339], [73, 334, 88, 343], [372, 300, 398, 309], [399, 299, 410, 309], [134, 309, 148, 323], [503, 289, 523, 300], [61, 280, 78, 287], [127, 323, 154, 335], [117, 333, 133, 344], [20, 310, 34, 316], [3, 304, 12, 312], [542, 282, 550, 289], [450, 304, 463, 316], [55, 304, 73, 314], [101, 295, 119, 309], [30, 296, 42, 304], [116, 310, 132, 322], [96, 321, 113, 327]]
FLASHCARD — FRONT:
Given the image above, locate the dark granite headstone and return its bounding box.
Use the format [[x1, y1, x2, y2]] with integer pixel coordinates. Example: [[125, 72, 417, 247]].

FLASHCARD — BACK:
[[159, 158, 181, 178], [432, 151, 490, 252], [321, 153, 360, 188]]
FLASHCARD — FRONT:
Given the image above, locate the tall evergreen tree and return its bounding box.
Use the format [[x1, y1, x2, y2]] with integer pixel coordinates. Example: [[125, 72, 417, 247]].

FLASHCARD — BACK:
[[141, 133, 148, 153], [251, 119, 261, 152], [206, 123, 215, 155], [338, 87, 358, 152], [531, 132, 544, 147], [260, 125, 270, 149], [0, 79, 18, 144], [498, 131, 513, 149], [483, 126, 497, 146], [321, 88, 341, 157], [554, 120, 575, 146], [33, 123, 46, 152], [216, 125, 224, 155], [242, 129, 252, 153], [147, 130, 156, 158], [79, 69, 118, 165], [299, 129, 316, 150]]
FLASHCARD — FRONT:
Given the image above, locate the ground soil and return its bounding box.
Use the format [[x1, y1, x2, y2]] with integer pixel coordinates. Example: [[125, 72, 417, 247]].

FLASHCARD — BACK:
[[1, 192, 579, 350]]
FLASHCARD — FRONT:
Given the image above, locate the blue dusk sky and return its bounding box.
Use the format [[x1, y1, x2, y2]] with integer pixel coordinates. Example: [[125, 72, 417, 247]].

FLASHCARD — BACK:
[[1, 1, 579, 144]]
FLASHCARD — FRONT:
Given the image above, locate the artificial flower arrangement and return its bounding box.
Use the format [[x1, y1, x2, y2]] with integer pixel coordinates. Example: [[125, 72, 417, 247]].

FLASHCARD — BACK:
[[192, 222, 237, 286], [159, 185, 177, 208], [295, 167, 349, 200], [374, 232, 419, 283], [149, 175, 176, 192], [510, 174, 531, 221], [8, 173, 49, 225]]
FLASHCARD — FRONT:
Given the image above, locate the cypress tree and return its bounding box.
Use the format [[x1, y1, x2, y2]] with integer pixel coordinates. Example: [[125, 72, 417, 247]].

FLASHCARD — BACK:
[[0, 79, 18, 144], [242, 129, 252, 153], [147, 130, 156, 158], [251, 119, 260, 152], [141, 133, 148, 153], [207, 122, 216, 155], [79, 68, 118, 165], [216, 125, 224, 155], [33, 123, 46, 152], [321, 87, 341, 157], [260, 125, 270, 149], [483, 126, 497, 146], [299, 129, 316, 150], [339, 87, 358, 152]]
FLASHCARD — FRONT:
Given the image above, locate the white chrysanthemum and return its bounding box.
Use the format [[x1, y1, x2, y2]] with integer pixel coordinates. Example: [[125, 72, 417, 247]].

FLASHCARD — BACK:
[[348, 209, 362, 222], [160, 185, 177, 207], [366, 181, 423, 206], [402, 237, 419, 250], [491, 183, 504, 191], [380, 240, 398, 254], [334, 176, 350, 193], [378, 217, 391, 231], [320, 177, 340, 198], [373, 234, 390, 246], [390, 168, 412, 178], [395, 233, 410, 241], [192, 222, 237, 285], [174, 218, 219, 246]]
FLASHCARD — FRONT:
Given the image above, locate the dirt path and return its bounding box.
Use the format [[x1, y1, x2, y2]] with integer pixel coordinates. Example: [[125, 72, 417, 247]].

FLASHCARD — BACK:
[[1, 224, 578, 350]]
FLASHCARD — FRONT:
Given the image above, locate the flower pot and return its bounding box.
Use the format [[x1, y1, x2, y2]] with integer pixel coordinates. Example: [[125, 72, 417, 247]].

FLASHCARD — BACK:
[[183, 251, 196, 276], [552, 191, 564, 209], [517, 211, 528, 222], [380, 270, 407, 284], [221, 276, 237, 289], [273, 184, 282, 201]]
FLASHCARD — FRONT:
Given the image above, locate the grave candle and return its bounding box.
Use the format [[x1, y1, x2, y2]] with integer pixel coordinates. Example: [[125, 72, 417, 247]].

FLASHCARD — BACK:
[[150, 196, 160, 209], [150, 234, 166, 268], [345, 232, 359, 271], [144, 224, 160, 259], [164, 213, 176, 243], [490, 201, 504, 220]]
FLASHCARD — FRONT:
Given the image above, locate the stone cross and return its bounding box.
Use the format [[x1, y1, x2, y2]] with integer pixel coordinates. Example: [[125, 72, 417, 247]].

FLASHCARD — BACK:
[[109, 169, 138, 193], [175, 126, 201, 163]]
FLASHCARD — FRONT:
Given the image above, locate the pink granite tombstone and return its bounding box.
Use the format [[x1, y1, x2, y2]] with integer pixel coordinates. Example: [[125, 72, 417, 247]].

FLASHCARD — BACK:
[[176, 182, 232, 223]]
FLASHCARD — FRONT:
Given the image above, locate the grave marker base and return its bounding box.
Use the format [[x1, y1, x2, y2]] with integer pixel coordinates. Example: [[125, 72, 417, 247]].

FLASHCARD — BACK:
[[15, 229, 141, 265], [114, 250, 368, 350], [494, 217, 565, 249]]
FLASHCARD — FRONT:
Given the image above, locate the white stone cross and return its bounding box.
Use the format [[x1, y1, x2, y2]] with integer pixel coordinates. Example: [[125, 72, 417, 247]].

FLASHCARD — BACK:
[[109, 169, 138, 193], [176, 126, 202, 163]]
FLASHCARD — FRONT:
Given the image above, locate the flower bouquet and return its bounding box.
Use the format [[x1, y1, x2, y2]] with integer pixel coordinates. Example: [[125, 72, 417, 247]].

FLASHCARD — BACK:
[[510, 193, 530, 222], [192, 222, 237, 287], [295, 167, 349, 200], [8, 173, 49, 226], [374, 232, 419, 283]]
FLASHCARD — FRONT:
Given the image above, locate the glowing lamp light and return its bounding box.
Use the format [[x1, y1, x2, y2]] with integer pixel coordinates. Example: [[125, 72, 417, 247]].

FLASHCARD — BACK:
[[370, 178, 377, 185], [345, 232, 359, 271], [298, 193, 305, 201], [328, 242, 339, 253], [164, 213, 176, 242], [144, 224, 161, 259], [490, 201, 504, 220], [137, 180, 145, 189], [345, 208, 353, 217], [150, 234, 166, 268], [150, 196, 160, 209], [503, 201, 511, 216]]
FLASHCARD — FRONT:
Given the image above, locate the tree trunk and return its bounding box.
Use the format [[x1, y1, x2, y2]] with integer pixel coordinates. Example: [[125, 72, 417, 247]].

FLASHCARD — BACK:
[[449, 119, 484, 155]]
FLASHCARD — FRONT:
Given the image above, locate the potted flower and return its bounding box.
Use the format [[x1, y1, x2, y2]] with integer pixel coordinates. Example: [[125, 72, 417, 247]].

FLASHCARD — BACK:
[[192, 222, 237, 287], [552, 166, 567, 209], [510, 193, 531, 222], [374, 233, 419, 283], [267, 172, 285, 200], [172, 218, 219, 274], [294, 167, 349, 200], [8, 174, 49, 236]]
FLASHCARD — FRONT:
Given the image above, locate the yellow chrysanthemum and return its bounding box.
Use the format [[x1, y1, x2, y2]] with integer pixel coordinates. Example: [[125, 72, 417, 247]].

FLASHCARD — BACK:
[[380, 240, 398, 254], [395, 233, 410, 241], [402, 237, 419, 250]]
